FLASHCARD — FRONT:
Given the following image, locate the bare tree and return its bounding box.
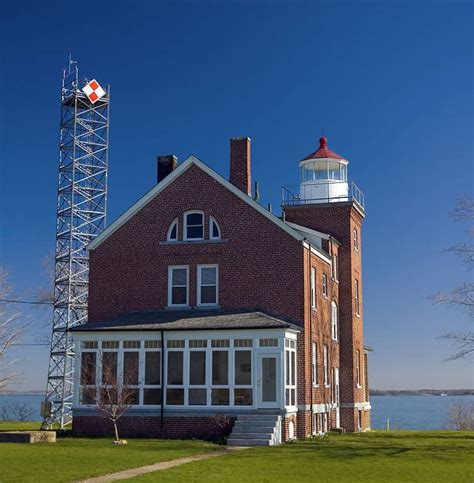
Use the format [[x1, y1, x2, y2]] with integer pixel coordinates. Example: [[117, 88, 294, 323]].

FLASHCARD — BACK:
[[0, 268, 22, 392], [81, 351, 138, 443], [1, 401, 34, 421], [447, 402, 474, 431], [432, 194, 474, 360]]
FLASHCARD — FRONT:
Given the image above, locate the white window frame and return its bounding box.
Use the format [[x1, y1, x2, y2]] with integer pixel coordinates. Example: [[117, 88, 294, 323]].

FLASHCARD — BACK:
[[197, 264, 219, 307], [184, 210, 204, 241], [354, 228, 359, 252], [209, 216, 221, 240], [168, 265, 189, 307], [323, 344, 329, 387], [322, 273, 328, 298], [355, 279, 360, 317], [332, 254, 338, 282], [311, 342, 318, 387], [310, 266, 316, 310], [331, 301, 338, 341], [167, 218, 178, 242], [356, 349, 361, 387]]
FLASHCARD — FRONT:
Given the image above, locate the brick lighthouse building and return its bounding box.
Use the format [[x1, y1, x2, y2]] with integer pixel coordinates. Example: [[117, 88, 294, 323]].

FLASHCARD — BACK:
[[72, 136, 371, 444]]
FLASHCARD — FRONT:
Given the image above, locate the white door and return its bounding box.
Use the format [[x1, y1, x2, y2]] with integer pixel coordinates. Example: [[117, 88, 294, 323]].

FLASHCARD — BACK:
[[257, 353, 280, 408]]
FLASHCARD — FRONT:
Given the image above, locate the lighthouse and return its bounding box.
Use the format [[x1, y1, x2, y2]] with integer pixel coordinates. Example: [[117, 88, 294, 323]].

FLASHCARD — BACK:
[[299, 137, 349, 203]]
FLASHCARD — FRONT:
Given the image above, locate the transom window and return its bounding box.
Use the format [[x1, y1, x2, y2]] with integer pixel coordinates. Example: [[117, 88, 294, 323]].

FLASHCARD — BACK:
[[184, 211, 204, 240]]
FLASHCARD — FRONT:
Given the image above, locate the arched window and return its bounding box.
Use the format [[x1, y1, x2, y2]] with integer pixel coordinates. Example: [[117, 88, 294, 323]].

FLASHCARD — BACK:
[[331, 301, 338, 341], [167, 218, 178, 241], [209, 216, 221, 240], [184, 211, 204, 240]]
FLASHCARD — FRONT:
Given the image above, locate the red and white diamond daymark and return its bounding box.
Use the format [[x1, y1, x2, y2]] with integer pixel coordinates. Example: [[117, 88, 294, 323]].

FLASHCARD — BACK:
[[82, 79, 106, 104]]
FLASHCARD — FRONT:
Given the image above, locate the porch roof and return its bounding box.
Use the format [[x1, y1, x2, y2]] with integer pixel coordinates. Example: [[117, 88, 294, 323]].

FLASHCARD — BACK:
[[71, 309, 302, 333]]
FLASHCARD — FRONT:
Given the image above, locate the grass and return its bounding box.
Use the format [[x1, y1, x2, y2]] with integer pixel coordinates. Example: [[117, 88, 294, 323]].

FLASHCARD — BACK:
[[129, 431, 474, 482], [0, 421, 220, 482], [0, 420, 43, 431]]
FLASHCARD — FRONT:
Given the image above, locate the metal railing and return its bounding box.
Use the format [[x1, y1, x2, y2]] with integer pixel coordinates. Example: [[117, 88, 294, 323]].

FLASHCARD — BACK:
[[282, 181, 365, 211]]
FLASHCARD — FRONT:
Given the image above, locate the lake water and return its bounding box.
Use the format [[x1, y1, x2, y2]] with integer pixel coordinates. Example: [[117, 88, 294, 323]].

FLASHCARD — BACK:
[[1, 393, 473, 430]]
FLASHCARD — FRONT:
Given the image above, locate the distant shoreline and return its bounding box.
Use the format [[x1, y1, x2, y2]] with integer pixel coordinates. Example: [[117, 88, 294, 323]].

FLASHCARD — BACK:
[[371, 389, 474, 396]]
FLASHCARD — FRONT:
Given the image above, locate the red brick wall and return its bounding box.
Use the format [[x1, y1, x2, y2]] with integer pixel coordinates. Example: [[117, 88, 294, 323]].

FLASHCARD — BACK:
[[284, 202, 369, 432], [88, 164, 304, 325], [73, 415, 235, 442]]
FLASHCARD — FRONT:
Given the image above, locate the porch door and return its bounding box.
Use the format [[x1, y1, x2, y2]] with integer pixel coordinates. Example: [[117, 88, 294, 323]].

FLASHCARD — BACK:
[[257, 353, 280, 408]]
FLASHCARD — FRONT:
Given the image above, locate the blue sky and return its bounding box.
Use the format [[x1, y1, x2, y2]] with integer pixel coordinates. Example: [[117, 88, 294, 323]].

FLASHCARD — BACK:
[[0, 1, 472, 391]]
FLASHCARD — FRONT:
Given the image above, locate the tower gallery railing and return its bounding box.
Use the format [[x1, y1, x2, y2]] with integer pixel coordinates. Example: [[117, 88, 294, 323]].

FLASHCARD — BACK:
[[281, 181, 365, 211]]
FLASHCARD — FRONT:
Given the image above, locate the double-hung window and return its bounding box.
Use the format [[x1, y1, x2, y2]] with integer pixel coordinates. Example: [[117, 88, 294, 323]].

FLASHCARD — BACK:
[[332, 254, 338, 281], [356, 349, 361, 387], [322, 273, 328, 297], [184, 211, 204, 240], [312, 342, 318, 386], [323, 345, 329, 387], [197, 265, 218, 306], [331, 302, 338, 341], [355, 279, 360, 316], [168, 266, 189, 307], [354, 228, 359, 251], [310, 267, 316, 309]]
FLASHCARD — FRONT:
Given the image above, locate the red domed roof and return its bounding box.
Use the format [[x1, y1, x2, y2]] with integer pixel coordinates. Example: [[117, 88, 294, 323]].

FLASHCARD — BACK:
[[302, 137, 344, 161]]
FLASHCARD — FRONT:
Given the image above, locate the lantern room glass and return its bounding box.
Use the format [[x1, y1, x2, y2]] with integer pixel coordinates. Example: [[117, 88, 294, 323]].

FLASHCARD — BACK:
[[301, 160, 347, 182]]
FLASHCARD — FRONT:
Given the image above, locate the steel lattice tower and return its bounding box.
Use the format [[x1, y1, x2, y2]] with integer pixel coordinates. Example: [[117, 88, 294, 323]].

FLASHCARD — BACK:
[[43, 60, 110, 428]]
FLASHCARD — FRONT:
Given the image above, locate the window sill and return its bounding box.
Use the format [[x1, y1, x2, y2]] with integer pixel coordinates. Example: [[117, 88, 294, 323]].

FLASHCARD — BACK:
[[355, 314, 361, 318], [324, 384, 331, 389], [161, 239, 228, 246], [165, 305, 191, 310]]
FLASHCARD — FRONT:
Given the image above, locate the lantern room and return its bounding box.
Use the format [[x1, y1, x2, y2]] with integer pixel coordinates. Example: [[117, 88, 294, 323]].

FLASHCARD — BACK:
[[299, 137, 349, 203]]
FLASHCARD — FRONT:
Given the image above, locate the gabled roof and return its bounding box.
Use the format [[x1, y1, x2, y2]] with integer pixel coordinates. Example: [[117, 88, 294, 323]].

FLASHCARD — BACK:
[[286, 222, 341, 246], [71, 309, 302, 332], [88, 155, 306, 251], [302, 137, 345, 161]]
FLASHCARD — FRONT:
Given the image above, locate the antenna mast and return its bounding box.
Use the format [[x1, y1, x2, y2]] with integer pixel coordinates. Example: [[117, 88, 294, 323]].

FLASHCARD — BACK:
[[42, 59, 110, 429]]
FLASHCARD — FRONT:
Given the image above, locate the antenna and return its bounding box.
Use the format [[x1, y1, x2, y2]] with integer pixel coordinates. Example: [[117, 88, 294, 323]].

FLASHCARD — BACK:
[[42, 59, 110, 429]]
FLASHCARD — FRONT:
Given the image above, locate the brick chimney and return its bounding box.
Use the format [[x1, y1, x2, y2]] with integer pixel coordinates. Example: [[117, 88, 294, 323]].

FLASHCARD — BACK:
[[157, 155, 177, 183], [230, 137, 251, 195]]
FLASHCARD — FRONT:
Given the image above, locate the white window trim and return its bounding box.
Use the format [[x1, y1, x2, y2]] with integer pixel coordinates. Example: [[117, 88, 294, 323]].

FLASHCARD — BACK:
[[167, 218, 178, 242], [197, 264, 219, 307], [168, 265, 189, 308], [322, 273, 328, 298], [209, 216, 221, 240], [323, 345, 330, 388], [355, 279, 361, 317], [354, 228, 359, 252], [310, 267, 316, 310], [332, 254, 339, 282], [312, 342, 318, 387], [356, 350, 361, 388], [184, 210, 204, 241], [331, 301, 338, 341]]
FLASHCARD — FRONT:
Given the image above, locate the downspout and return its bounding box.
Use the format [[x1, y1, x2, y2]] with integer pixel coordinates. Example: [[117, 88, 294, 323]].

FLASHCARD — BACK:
[[160, 329, 165, 430], [306, 238, 314, 436]]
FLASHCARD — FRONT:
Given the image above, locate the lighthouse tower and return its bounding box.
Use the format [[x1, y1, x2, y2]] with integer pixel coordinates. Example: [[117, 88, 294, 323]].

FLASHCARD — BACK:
[[283, 137, 370, 432]]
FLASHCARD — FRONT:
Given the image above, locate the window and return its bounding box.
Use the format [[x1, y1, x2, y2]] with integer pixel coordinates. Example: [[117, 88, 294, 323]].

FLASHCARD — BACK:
[[167, 350, 184, 405], [332, 254, 338, 281], [234, 350, 252, 405], [167, 219, 178, 241], [144, 346, 161, 405], [331, 302, 338, 341], [310, 267, 316, 309], [189, 350, 207, 405], [259, 338, 278, 347], [355, 279, 360, 316], [312, 342, 318, 386], [323, 345, 329, 387], [322, 273, 328, 297], [168, 266, 189, 307], [197, 265, 218, 306], [80, 351, 96, 404], [285, 339, 297, 407], [184, 211, 204, 240], [356, 349, 361, 387], [353, 228, 359, 251], [209, 216, 221, 240], [212, 350, 229, 405], [123, 350, 139, 405]]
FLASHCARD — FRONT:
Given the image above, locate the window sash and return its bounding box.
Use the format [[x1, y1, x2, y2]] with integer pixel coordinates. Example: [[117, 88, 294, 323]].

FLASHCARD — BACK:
[[184, 212, 204, 240], [197, 265, 218, 306], [310, 267, 316, 309], [168, 266, 189, 307]]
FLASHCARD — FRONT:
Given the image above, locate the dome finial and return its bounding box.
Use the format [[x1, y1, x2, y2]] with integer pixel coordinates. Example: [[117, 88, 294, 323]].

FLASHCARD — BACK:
[[319, 136, 328, 148]]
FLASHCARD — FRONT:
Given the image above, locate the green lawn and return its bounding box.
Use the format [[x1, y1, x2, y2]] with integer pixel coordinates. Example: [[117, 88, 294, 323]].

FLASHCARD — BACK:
[[129, 431, 474, 482], [0, 422, 220, 482]]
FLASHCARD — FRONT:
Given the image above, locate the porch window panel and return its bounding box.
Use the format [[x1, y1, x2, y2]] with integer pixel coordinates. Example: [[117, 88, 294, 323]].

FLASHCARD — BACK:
[[211, 388, 229, 405], [166, 388, 184, 405], [102, 352, 118, 385], [234, 350, 251, 385], [234, 388, 252, 406], [167, 351, 183, 385], [189, 351, 206, 385], [143, 388, 162, 405], [212, 351, 228, 385], [124, 387, 139, 405], [123, 351, 139, 385], [80, 352, 96, 385], [145, 352, 161, 385], [189, 388, 207, 405]]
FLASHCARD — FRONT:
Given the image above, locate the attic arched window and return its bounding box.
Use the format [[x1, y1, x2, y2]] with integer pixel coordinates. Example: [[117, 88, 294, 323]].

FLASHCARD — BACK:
[[331, 301, 338, 341], [167, 218, 178, 241], [209, 216, 221, 240], [184, 211, 204, 240]]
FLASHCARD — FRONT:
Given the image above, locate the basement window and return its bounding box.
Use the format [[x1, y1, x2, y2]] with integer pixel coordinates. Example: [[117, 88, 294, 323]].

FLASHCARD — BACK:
[[184, 211, 204, 240]]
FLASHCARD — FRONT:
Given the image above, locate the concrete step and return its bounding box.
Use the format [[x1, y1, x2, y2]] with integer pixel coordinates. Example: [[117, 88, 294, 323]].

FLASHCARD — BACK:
[[232, 426, 276, 434], [230, 432, 274, 439], [233, 421, 276, 429], [228, 438, 272, 446], [237, 414, 279, 422]]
